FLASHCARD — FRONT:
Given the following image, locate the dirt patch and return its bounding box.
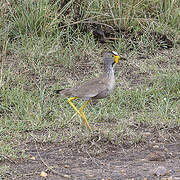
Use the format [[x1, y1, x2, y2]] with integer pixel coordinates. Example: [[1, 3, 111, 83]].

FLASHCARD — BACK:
[[65, 62, 95, 81], [1, 125, 180, 180]]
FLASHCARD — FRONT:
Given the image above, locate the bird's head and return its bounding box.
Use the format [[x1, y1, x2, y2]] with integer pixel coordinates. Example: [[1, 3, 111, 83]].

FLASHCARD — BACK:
[[104, 51, 126, 66]]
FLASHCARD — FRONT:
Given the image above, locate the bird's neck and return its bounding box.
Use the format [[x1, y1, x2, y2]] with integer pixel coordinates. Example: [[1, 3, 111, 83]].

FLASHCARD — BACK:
[[104, 63, 114, 76]]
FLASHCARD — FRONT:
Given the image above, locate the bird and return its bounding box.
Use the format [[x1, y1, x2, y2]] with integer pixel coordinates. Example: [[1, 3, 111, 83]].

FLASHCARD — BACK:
[[55, 51, 125, 131]]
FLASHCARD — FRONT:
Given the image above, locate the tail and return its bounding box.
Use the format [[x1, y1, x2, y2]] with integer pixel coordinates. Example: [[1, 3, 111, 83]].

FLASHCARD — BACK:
[[54, 88, 72, 96], [54, 89, 64, 94]]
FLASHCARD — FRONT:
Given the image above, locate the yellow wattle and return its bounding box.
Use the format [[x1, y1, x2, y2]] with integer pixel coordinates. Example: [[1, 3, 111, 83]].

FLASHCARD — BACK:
[[114, 55, 120, 64]]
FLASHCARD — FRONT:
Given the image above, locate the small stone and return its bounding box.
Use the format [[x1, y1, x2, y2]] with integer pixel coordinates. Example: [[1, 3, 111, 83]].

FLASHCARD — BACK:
[[143, 132, 151, 137], [152, 145, 159, 149], [120, 169, 125, 173], [88, 174, 94, 178], [30, 156, 36, 160], [63, 174, 71, 178], [120, 169, 126, 175], [153, 166, 169, 176], [64, 165, 70, 168], [40, 171, 48, 177], [147, 152, 165, 161]]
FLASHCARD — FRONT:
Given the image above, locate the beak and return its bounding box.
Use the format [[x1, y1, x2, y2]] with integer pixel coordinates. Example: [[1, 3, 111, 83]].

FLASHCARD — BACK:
[[114, 55, 120, 64]]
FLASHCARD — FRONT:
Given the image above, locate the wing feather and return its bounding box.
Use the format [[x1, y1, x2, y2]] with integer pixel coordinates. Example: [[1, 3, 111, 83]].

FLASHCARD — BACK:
[[71, 75, 108, 98]]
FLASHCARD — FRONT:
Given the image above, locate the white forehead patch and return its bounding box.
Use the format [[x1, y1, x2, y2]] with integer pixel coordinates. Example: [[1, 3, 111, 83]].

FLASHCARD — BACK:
[[112, 51, 118, 56]]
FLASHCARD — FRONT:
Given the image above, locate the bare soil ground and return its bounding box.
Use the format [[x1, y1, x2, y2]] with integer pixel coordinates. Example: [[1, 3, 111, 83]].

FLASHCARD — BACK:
[[1, 125, 180, 180]]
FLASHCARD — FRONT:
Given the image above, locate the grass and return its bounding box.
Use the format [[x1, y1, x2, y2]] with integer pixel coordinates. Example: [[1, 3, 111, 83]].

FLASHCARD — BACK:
[[0, 0, 180, 162]]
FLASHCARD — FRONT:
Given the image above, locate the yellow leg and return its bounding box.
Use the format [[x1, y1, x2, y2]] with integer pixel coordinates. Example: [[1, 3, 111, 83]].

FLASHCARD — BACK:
[[68, 97, 82, 118], [68, 97, 92, 131], [80, 100, 91, 130]]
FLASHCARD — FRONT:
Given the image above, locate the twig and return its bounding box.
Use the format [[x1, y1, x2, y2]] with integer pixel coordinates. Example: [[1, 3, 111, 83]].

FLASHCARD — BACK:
[[86, 151, 99, 166], [31, 135, 72, 179], [67, 111, 77, 124], [23, 171, 41, 176], [0, 154, 16, 164], [0, 39, 9, 89], [58, 17, 158, 31], [57, 14, 111, 29], [107, 0, 118, 26]]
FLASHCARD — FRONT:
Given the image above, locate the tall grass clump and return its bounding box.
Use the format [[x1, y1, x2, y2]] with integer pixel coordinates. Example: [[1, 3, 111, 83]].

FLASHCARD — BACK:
[[1, 0, 179, 41], [4, 0, 59, 39]]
